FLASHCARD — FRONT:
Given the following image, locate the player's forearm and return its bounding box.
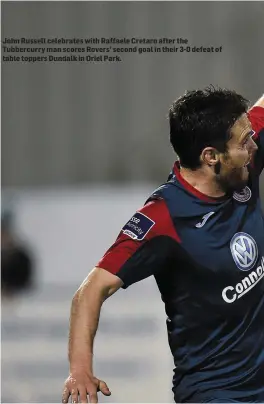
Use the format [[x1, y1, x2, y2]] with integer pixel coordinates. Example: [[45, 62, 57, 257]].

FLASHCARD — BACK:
[[68, 276, 106, 374]]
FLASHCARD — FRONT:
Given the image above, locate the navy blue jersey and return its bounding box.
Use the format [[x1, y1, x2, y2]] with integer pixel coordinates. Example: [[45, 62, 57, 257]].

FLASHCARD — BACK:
[[97, 106, 264, 403]]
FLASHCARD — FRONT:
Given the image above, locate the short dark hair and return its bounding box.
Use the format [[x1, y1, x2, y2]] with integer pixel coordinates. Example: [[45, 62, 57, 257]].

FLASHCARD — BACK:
[[168, 86, 249, 169]]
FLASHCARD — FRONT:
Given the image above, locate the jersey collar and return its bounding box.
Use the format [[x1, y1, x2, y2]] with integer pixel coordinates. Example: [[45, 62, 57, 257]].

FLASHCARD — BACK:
[[173, 161, 228, 203]]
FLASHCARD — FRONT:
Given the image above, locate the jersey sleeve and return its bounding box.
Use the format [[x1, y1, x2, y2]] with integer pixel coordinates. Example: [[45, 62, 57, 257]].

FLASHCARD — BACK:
[[248, 106, 264, 176], [96, 198, 180, 288]]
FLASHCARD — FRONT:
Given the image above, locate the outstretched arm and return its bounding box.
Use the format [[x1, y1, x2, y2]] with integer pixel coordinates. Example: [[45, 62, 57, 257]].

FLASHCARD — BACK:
[[63, 268, 122, 403], [248, 94, 264, 175], [62, 198, 178, 403]]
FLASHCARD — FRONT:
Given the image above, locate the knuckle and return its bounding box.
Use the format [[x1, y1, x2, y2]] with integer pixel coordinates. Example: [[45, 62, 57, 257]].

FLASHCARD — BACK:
[[69, 376, 77, 384], [87, 381, 97, 389]]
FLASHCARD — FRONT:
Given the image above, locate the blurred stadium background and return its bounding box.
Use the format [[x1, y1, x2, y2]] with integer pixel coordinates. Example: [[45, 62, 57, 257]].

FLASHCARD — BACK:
[[1, 1, 264, 403]]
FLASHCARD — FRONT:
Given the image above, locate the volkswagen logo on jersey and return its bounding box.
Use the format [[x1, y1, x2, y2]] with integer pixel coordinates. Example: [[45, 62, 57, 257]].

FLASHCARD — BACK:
[[230, 232, 258, 271], [233, 186, 252, 202]]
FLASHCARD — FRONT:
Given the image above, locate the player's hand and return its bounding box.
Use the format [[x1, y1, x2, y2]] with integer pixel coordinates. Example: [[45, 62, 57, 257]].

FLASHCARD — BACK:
[[62, 369, 111, 403]]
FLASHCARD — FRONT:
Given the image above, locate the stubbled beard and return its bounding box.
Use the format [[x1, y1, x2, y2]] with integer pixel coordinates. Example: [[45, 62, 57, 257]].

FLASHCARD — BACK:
[[216, 167, 248, 194]]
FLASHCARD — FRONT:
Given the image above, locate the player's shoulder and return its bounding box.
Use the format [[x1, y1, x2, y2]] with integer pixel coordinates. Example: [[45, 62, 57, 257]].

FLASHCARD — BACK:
[[145, 182, 178, 204], [120, 185, 180, 242], [136, 191, 174, 230], [145, 177, 204, 220]]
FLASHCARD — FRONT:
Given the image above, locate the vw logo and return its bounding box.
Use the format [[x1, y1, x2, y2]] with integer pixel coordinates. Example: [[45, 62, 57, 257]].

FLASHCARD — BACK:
[[233, 186, 252, 203], [230, 232, 258, 271]]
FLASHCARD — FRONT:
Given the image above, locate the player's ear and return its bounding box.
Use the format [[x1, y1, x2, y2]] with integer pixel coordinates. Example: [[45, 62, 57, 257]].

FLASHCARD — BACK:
[[200, 147, 220, 167]]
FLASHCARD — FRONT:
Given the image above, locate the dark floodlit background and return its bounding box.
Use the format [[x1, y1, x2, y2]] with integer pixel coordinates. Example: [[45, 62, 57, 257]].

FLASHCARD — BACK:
[[2, 1, 264, 402]]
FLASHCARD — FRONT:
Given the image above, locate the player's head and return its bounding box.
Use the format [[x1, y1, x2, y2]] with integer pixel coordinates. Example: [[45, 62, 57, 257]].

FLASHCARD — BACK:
[[169, 86, 258, 192]]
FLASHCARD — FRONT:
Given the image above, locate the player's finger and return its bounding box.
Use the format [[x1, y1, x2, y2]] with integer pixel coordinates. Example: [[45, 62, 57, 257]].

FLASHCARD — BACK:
[[62, 387, 70, 403], [98, 380, 111, 396], [71, 388, 78, 403], [78, 386, 88, 403], [88, 390, 98, 403]]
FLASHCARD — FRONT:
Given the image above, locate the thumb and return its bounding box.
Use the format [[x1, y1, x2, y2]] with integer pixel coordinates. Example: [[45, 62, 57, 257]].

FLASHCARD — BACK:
[[98, 380, 111, 396]]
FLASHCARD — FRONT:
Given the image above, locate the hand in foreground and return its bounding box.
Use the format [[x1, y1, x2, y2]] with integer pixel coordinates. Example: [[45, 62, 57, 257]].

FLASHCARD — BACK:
[[62, 370, 111, 403]]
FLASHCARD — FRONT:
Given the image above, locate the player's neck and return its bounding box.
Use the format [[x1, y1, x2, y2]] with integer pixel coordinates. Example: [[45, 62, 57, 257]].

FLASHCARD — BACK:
[[179, 166, 226, 198]]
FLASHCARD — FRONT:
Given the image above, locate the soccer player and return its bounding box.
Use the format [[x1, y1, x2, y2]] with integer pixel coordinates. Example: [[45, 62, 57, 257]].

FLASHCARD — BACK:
[[62, 87, 264, 403]]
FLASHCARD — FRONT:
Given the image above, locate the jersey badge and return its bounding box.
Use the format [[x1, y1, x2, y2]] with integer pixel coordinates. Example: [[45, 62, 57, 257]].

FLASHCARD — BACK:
[[233, 186, 252, 203], [122, 212, 155, 241]]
